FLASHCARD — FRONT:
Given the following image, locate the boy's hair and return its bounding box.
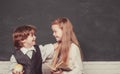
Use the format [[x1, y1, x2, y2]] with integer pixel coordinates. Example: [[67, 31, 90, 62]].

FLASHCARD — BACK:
[[13, 25, 36, 49]]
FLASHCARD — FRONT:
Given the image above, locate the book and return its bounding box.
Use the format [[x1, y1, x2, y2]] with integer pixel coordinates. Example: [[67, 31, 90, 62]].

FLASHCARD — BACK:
[[45, 61, 72, 71]]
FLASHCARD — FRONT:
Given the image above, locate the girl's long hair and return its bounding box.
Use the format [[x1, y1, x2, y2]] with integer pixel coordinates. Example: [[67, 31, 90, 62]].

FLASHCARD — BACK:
[[51, 17, 80, 67]]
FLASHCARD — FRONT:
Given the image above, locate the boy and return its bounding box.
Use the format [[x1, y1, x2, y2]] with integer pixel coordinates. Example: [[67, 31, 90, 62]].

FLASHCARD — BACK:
[[9, 25, 54, 74]]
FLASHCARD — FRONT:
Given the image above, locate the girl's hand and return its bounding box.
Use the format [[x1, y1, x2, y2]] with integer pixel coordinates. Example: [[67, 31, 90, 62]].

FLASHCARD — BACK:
[[51, 69, 63, 74]]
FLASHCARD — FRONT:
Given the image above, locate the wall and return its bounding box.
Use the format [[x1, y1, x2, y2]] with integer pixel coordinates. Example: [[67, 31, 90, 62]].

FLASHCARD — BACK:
[[0, 0, 120, 61]]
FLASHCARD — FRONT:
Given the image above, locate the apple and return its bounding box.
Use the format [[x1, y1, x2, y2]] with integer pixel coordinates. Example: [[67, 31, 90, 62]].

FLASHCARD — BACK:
[[13, 64, 23, 72]]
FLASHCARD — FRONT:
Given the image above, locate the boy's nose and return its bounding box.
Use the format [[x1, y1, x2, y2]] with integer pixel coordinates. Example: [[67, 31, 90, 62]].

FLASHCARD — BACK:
[[33, 35, 36, 39], [53, 32, 55, 37]]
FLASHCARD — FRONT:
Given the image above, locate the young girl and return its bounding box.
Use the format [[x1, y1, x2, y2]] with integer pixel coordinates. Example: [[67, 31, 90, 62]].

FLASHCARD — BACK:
[[50, 17, 83, 74]]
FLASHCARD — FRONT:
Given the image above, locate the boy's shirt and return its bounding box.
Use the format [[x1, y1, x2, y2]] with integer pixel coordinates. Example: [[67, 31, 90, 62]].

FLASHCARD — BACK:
[[9, 43, 54, 74], [20, 46, 36, 59]]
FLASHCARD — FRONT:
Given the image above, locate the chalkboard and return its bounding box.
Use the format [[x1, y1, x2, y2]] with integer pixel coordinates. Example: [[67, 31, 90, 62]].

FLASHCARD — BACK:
[[0, 0, 120, 61]]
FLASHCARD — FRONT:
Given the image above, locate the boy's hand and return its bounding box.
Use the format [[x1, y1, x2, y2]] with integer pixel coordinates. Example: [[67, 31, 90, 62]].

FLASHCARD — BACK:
[[12, 70, 24, 74], [12, 64, 24, 74]]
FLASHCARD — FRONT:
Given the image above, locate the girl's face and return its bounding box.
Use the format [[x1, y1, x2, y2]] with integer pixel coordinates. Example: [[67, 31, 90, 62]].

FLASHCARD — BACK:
[[22, 33, 36, 48], [51, 24, 63, 42]]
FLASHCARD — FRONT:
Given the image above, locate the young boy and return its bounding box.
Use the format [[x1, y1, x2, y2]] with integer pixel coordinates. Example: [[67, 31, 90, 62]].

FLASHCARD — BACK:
[[9, 25, 54, 74]]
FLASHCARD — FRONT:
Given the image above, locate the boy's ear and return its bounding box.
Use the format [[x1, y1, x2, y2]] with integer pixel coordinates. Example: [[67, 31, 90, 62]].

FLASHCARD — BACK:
[[21, 40, 26, 43]]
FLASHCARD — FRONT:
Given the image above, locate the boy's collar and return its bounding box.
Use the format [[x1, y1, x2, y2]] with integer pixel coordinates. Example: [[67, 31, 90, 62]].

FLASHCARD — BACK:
[[20, 46, 36, 54]]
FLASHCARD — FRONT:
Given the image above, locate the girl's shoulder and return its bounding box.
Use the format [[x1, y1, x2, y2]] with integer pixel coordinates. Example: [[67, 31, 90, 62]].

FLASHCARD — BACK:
[[71, 43, 79, 49], [69, 43, 81, 57], [70, 43, 80, 52]]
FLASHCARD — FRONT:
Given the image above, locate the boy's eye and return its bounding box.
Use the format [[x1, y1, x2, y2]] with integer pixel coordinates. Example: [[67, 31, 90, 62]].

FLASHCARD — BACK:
[[54, 31, 57, 33], [32, 33, 36, 36], [30, 34, 33, 36]]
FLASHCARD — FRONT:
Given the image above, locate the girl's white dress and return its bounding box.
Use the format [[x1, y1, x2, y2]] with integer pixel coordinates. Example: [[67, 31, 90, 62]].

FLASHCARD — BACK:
[[42, 43, 83, 74]]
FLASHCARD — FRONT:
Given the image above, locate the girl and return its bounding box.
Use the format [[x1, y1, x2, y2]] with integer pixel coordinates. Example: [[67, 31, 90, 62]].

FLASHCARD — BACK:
[[50, 17, 83, 74]]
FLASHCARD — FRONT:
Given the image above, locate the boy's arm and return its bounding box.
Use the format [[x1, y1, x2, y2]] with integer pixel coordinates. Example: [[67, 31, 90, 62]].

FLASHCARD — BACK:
[[8, 55, 18, 74], [39, 43, 54, 62]]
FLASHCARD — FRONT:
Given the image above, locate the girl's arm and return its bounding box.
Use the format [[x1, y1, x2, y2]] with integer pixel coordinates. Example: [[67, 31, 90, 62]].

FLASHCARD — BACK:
[[8, 55, 18, 74]]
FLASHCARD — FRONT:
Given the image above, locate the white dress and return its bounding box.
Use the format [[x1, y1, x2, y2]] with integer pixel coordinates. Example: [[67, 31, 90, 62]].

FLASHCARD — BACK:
[[62, 43, 83, 74], [43, 43, 83, 74]]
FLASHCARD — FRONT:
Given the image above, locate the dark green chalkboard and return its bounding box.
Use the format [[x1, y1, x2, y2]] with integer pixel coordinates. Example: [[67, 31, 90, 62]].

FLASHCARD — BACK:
[[0, 0, 120, 61]]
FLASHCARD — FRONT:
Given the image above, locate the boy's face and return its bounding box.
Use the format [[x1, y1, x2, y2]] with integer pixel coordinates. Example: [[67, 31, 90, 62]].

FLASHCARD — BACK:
[[22, 33, 36, 48]]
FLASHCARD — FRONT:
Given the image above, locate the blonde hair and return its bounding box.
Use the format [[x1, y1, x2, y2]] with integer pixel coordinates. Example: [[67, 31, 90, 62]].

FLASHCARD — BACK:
[[51, 17, 80, 67]]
